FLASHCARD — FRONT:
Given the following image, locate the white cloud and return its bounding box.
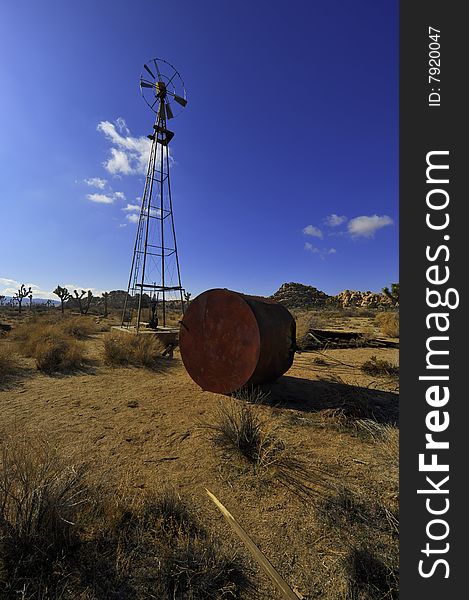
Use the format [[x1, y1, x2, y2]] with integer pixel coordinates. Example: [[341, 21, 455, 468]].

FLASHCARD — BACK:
[[105, 148, 134, 175], [126, 213, 139, 223], [97, 119, 151, 175], [84, 177, 107, 189], [122, 203, 140, 212], [86, 193, 114, 204], [304, 245, 336, 259], [118, 223, 127, 228], [0, 277, 105, 300], [115, 116, 130, 135], [62, 284, 106, 298], [86, 191, 126, 205], [347, 215, 393, 238], [302, 224, 323, 239], [325, 214, 347, 227]]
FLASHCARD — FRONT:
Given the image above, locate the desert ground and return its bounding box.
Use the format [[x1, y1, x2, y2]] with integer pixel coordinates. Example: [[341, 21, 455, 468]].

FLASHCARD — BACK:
[[0, 306, 398, 599]]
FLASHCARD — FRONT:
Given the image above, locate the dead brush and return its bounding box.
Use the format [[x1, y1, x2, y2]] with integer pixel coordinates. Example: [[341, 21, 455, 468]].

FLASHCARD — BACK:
[[12, 320, 61, 357], [59, 315, 99, 339], [0, 434, 89, 594], [294, 310, 325, 349], [0, 345, 19, 385], [375, 311, 399, 338], [35, 336, 85, 374], [94, 485, 254, 599], [11, 320, 86, 373], [361, 355, 399, 378], [103, 332, 169, 370], [0, 438, 253, 598]]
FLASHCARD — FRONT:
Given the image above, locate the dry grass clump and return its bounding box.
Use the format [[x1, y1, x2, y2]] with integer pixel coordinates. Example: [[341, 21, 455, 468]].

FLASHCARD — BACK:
[[361, 355, 399, 378], [375, 311, 399, 338], [204, 396, 328, 500], [35, 337, 85, 374], [11, 319, 86, 374], [59, 315, 99, 338], [204, 399, 284, 470], [106, 489, 252, 599], [0, 346, 19, 384], [294, 310, 324, 349], [0, 436, 253, 599], [103, 332, 168, 369], [312, 376, 399, 426], [0, 435, 88, 597]]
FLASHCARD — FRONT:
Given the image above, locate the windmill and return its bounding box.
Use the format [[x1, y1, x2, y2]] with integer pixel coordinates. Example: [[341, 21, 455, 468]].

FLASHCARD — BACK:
[[122, 58, 188, 330]]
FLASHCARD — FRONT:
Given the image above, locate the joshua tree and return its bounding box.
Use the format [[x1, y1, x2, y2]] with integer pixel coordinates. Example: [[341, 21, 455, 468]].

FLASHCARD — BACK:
[[382, 283, 399, 306], [0, 295, 5, 306], [53, 285, 72, 314], [28, 292, 33, 310], [14, 284, 32, 314], [73, 290, 93, 315], [102, 291, 109, 318], [183, 291, 191, 304]]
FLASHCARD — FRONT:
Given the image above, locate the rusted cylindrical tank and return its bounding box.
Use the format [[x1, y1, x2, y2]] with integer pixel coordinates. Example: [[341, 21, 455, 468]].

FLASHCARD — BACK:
[[179, 288, 296, 394]]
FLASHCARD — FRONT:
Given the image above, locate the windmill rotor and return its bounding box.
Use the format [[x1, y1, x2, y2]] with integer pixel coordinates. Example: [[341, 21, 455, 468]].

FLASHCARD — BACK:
[[140, 57, 187, 119]]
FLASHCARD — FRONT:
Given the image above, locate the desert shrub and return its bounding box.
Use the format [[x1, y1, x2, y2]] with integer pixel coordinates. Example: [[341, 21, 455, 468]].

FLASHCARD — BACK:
[[0, 435, 88, 595], [294, 310, 324, 349], [361, 356, 399, 378], [0, 438, 253, 599], [12, 321, 55, 357], [35, 337, 85, 373], [0, 346, 19, 383], [375, 311, 399, 337], [103, 332, 167, 369], [59, 315, 99, 338], [204, 399, 283, 469], [11, 319, 86, 373], [109, 490, 252, 599]]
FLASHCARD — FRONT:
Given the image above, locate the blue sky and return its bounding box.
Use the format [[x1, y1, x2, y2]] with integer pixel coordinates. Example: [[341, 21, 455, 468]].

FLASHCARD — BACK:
[[0, 0, 398, 299]]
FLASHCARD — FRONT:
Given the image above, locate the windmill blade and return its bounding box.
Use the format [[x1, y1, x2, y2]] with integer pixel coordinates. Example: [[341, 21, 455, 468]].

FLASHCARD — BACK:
[[140, 80, 155, 88], [153, 58, 163, 81], [144, 63, 155, 79], [173, 94, 187, 107], [165, 101, 174, 120]]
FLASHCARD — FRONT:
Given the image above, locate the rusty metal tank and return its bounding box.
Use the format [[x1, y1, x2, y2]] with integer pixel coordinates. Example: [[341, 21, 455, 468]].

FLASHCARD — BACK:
[[179, 288, 296, 394]]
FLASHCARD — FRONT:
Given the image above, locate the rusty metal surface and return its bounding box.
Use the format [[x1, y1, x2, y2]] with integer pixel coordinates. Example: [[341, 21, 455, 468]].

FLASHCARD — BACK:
[[179, 289, 296, 394]]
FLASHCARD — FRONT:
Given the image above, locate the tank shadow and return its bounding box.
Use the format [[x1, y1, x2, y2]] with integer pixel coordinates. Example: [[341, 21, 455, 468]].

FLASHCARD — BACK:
[[261, 375, 399, 426]]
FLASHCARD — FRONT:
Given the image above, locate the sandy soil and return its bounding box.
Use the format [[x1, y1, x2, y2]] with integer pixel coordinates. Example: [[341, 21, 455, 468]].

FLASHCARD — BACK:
[[0, 329, 399, 599]]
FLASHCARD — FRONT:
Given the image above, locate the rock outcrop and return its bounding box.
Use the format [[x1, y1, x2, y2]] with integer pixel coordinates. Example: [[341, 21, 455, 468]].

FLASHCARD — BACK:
[[270, 282, 330, 309], [270, 283, 395, 309], [334, 289, 393, 309]]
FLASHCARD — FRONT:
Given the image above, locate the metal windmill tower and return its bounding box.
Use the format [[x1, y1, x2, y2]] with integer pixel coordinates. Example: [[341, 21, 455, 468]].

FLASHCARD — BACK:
[[122, 58, 188, 330]]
